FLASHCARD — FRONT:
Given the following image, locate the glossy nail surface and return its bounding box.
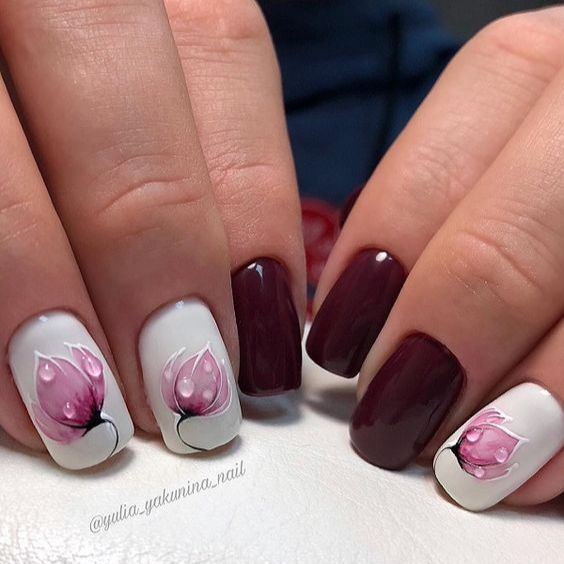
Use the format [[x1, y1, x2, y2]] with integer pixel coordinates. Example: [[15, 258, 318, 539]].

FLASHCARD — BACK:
[[139, 299, 241, 454], [232, 258, 301, 396], [434, 383, 564, 511], [350, 334, 464, 470], [306, 250, 405, 377], [9, 311, 133, 470]]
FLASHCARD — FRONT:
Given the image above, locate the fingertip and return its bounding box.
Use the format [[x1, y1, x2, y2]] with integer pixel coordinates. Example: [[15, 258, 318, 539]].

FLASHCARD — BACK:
[[127, 402, 159, 435], [503, 451, 564, 506], [0, 367, 46, 451], [0, 421, 45, 452]]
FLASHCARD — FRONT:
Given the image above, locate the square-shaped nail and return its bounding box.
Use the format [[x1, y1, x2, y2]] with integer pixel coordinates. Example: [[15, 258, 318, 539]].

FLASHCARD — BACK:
[[350, 333, 465, 469], [306, 250, 405, 377], [434, 382, 564, 511], [232, 258, 301, 396], [9, 311, 134, 470], [139, 298, 242, 454]]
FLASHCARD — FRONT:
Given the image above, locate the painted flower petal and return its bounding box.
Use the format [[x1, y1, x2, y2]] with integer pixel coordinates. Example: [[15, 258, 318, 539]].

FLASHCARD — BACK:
[[460, 459, 511, 481], [161, 349, 191, 414], [201, 363, 230, 416], [481, 463, 513, 480], [69, 345, 105, 409], [36, 356, 97, 426], [467, 407, 506, 428], [459, 423, 521, 467], [175, 347, 220, 415], [31, 402, 85, 444], [460, 460, 485, 479]]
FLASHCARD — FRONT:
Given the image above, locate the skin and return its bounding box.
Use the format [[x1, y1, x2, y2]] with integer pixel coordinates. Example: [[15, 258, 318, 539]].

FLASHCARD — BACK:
[[315, 8, 564, 506], [0, 0, 560, 509], [0, 0, 304, 438]]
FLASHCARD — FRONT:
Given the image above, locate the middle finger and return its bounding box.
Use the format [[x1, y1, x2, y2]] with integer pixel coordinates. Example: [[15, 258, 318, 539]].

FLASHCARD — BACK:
[[166, 0, 305, 396]]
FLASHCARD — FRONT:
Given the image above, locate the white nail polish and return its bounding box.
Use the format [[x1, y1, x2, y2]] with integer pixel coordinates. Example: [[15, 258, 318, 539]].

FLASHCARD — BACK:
[[139, 299, 242, 454], [433, 382, 564, 511], [9, 311, 134, 470]]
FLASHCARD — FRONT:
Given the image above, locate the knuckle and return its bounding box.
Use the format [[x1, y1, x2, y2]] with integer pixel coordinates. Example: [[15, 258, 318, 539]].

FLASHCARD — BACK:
[[388, 8, 564, 238], [391, 136, 470, 233], [207, 145, 289, 221], [86, 148, 209, 240], [405, 138, 468, 204], [205, 131, 277, 189], [441, 206, 562, 319], [468, 12, 563, 81], [166, 0, 269, 44]]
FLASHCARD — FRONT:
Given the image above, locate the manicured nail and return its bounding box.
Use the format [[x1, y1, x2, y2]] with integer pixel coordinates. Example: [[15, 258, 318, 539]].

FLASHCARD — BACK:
[[306, 250, 405, 377], [139, 299, 242, 454], [9, 311, 134, 470], [350, 333, 464, 470], [434, 382, 564, 511], [232, 258, 301, 396]]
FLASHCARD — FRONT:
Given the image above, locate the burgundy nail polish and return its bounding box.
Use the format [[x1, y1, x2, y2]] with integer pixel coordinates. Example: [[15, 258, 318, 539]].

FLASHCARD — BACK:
[[306, 249, 405, 377], [350, 334, 465, 470], [232, 258, 302, 396]]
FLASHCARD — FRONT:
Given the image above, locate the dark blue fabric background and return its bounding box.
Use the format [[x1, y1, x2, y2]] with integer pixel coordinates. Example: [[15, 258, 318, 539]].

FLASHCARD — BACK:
[[260, 0, 459, 206]]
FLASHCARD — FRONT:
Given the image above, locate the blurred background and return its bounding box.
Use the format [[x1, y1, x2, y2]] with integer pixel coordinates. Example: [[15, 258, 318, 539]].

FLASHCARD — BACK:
[[432, 0, 553, 37]]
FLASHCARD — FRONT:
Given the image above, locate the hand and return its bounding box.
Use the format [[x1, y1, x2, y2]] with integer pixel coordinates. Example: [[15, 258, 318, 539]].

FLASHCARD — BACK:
[[0, 0, 305, 469], [307, 7, 564, 511]]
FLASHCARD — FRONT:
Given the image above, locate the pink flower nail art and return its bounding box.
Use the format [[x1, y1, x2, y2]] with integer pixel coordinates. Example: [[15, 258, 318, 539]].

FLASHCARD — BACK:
[[31, 345, 118, 455], [449, 408, 528, 480], [161, 344, 231, 450]]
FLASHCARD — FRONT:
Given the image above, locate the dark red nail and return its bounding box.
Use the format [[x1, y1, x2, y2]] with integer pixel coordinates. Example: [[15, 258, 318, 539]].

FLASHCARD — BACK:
[[306, 249, 405, 377], [350, 334, 465, 470], [232, 258, 302, 396]]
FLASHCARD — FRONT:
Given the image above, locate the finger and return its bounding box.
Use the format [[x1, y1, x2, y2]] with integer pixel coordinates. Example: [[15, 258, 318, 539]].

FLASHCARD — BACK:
[[0, 0, 242, 452], [505, 451, 563, 506], [166, 0, 305, 396], [0, 79, 133, 469], [350, 57, 564, 471], [434, 351, 563, 511], [307, 8, 564, 377], [433, 381, 563, 511], [492, 318, 564, 506]]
